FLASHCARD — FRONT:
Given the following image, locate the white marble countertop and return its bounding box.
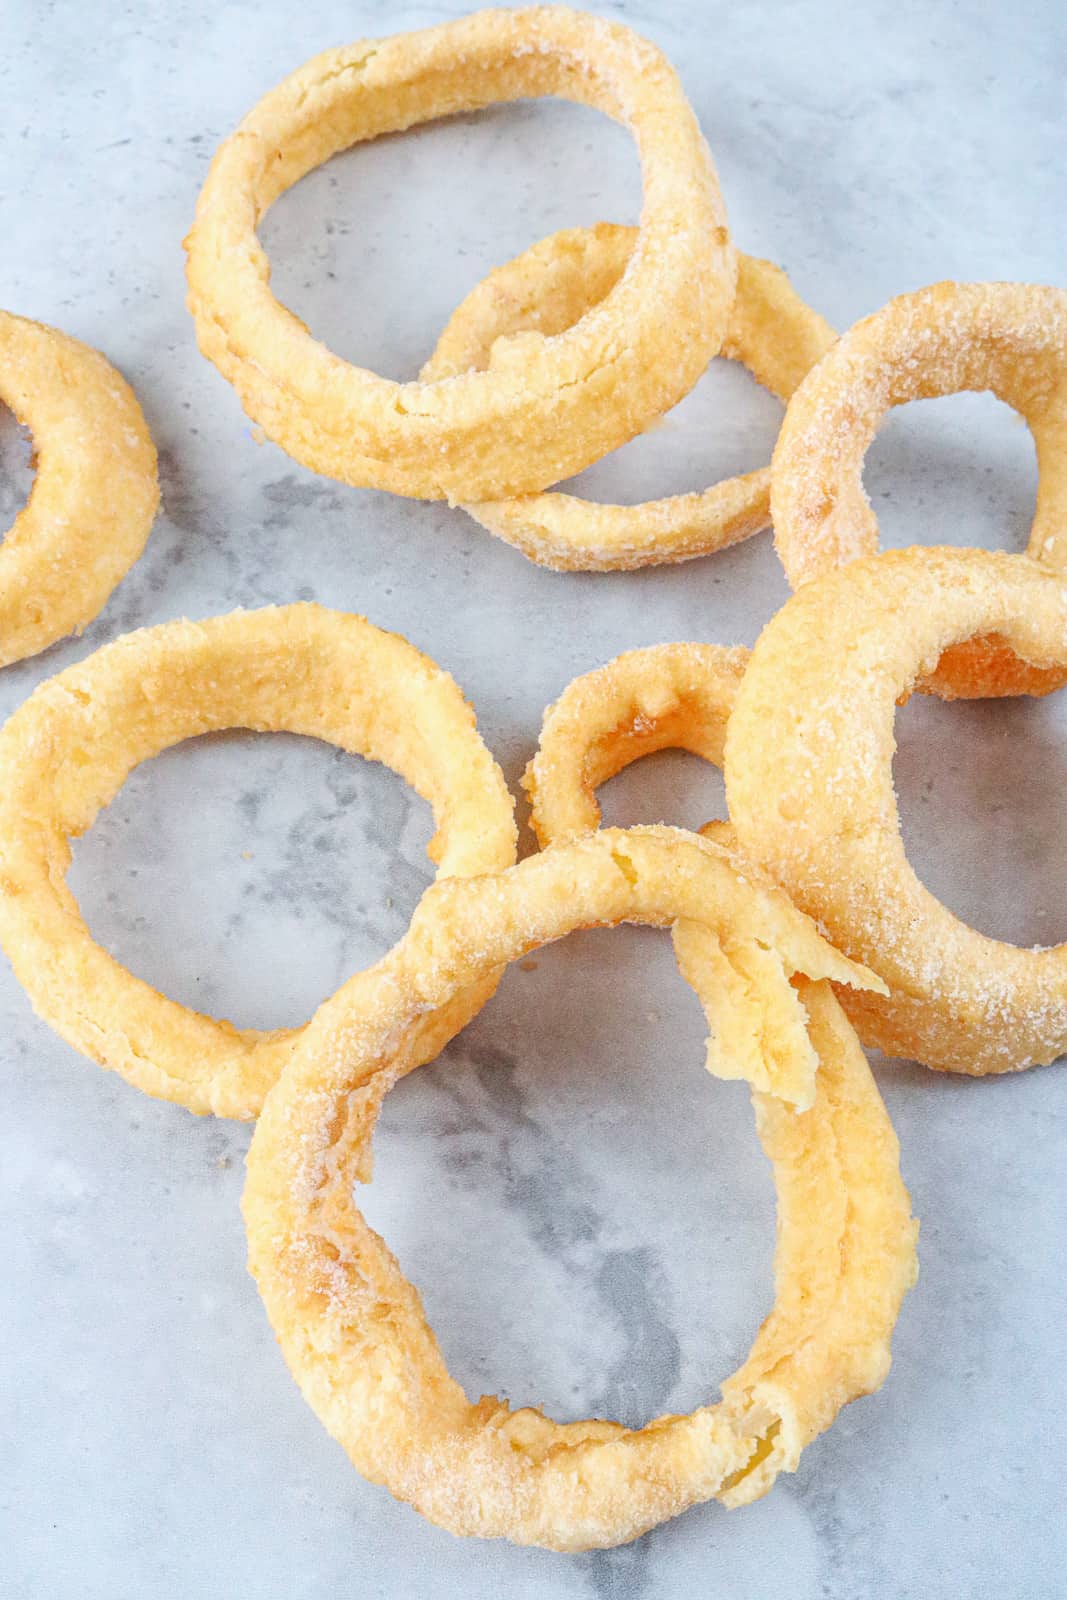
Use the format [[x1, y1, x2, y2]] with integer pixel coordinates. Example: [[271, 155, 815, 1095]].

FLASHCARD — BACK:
[[2, 2, 1065, 1595]]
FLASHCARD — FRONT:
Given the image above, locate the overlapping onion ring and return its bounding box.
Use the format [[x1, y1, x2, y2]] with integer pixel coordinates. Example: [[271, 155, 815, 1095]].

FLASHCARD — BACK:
[[185, 8, 734, 502], [771, 280, 1067, 698], [725, 546, 1067, 1075], [422, 228, 836, 569], [243, 825, 915, 1551], [524, 640, 749, 845], [0, 605, 515, 1117], [524, 641, 813, 1095], [0, 310, 158, 667]]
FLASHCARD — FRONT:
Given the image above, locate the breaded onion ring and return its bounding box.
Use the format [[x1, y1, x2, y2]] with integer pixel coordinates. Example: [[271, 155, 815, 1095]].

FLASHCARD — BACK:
[[725, 546, 1067, 1075], [422, 228, 836, 569], [771, 280, 1067, 698], [0, 605, 515, 1118], [0, 310, 158, 667], [524, 641, 749, 845], [522, 642, 809, 1095], [243, 825, 915, 1551], [185, 9, 734, 502]]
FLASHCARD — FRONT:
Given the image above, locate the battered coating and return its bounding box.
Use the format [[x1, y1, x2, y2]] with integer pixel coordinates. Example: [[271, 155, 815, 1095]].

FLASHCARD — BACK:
[[0, 605, 515, 1117], [524, 643, 816, 1098], [771, 280, 1067, 697], [185, 8, 734, 501], [0, 310, 158, 667], [524, 641, 749, 844], [423, 229, 836, 569], [725, 546, 1067, 1074], [244, 826, 915, 1550]]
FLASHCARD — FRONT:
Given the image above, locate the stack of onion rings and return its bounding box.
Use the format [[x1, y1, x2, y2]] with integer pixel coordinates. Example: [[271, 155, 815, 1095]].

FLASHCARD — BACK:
[[243, 825, 915, 1551], [422, 230, 836, 569], [0, 605, 515, 1117], [185, 8, 735, 502], [0, 310, 158, 667]]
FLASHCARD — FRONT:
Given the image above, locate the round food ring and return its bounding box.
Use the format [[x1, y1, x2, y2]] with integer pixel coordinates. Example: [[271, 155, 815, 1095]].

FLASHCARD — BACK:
[[524, 642, 810, 1093], [0, 605, 516, 1118], [770, 279, 1067, 698], [185, 9, 734, 502], [422, 228, 836, 570], [243, 825, 915, 1551], [524, 640, 750, 845], [725, 545, 1067, 1074], [0, 310, 158, 667]]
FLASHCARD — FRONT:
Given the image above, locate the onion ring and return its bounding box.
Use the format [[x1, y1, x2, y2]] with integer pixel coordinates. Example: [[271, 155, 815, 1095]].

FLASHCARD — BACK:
[[0, 605, 515, 1118], [524, 641, 749, 845], [0, 310, 158, 667], [523, 643, 804, 1092], [421, 228, 836, 569], [771, 280, 1067, 698], [185, 9, 734, 502], [243, 825, 914, 1551], [725, 545, 1067, 1074]]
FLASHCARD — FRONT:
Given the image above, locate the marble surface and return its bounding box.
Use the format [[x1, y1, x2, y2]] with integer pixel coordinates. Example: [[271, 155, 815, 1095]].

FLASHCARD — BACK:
[[1, 1, 1065, 1595]]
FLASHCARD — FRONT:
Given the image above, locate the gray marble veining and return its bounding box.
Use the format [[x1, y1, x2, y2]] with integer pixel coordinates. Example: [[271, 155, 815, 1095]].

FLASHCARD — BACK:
[[1, 2, 1065, 1596]]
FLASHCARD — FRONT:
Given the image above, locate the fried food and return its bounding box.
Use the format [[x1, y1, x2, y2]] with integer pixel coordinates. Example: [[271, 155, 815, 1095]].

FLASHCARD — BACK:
[[185, 9, 734, 502], [423, 229, 835, 569], [770, 280, 1067, 697], [0, 310, 158, 667], [243, 825, 915, 1550], [725, 546, 1067, 1073], [524, 641, 749, 843], [0, 605, 515, 1117]]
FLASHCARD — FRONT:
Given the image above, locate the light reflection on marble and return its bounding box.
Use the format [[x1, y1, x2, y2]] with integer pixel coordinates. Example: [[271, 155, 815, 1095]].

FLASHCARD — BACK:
[[1, 1, 1065, 1596]]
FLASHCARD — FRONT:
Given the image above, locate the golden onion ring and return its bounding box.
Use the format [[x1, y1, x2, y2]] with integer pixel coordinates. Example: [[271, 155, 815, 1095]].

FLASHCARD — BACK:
[[243, 825, 914, 1550], [0, 310, 158, 667], [423, 228, 835, 569], [524, 640, 749, 844], [0, 605, 515, 1117], [185, 8, 734, 502], [771, 280, 1067, 697], [726, 545, 1067, 1074]]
